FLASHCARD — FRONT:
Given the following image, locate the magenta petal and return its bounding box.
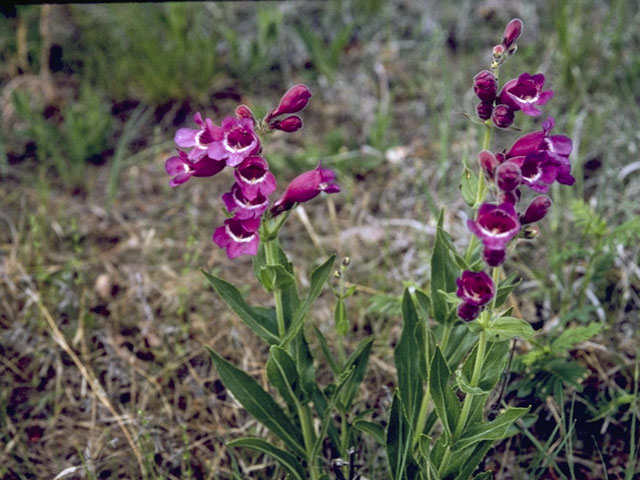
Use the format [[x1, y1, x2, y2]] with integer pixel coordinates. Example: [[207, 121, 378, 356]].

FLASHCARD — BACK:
[[174, 128, 197, 147], [165, 155, 188, 176], [169, 172, 193, 187], [507, 132, 544, 158], [213, 225, 229, 248], [208, 142, 229, 161], [537, 90, 554, 105], [516, 100, 542, 117], [324, 183, 341, 193]]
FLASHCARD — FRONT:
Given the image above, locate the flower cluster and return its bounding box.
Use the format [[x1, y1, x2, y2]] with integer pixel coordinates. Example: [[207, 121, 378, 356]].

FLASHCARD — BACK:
[[458, 18, 574, 321], [165, 85, 339, 259]]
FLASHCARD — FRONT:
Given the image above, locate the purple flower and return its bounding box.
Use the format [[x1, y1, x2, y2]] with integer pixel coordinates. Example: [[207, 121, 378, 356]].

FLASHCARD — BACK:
[[498, 188, 521, 205], [473, 70, 498, 102], [467, 202, 520, 250], [456, 270, 495, 307], [520, 195, 552, 225], [222, 184, 269, 220], [515, 153, 560, 193], [492, 104, 515, 128], [213, 217, 260, 259], [271, 164, 340, 216], [495, 161, 522, 192], [457, 302, 481, 322], [174, 113, 222, 162], [165, 150, 225, 187], [208, 117, 261, 167], [499, 73, 554, 117], [502, 18, 523, 52], [234, 156, 277, 201], [270, 115, 303, 133], [266, 84, 312, 122], [506, 117, 574, 186]]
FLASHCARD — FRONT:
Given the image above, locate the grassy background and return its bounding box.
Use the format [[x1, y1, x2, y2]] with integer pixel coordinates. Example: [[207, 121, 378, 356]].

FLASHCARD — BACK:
[[1, 1, 639, 478]]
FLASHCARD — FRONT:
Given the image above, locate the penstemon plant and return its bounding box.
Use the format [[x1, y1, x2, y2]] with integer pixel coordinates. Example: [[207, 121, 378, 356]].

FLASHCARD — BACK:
[[164, 18, 575, 480]]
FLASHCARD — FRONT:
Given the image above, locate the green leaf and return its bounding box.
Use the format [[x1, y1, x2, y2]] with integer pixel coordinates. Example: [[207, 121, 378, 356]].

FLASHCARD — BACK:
[[418, 433, 432, 462], [442, 323, 478, 370], [455, 369, 487, 396], [354, 420, 385, 445], [227, 437, 305, 480], [431, 210, 460, 324], [266, 346, 303, 407], [455, 407, 528, 451], [429, 346, 460, 437], [551, 322, 604, 354], [386, 391, 419, 480], [449, 441, 493, 480], [460, 165, 479, 207], [282, 255, 335, 346], [486, 316, 534, 342], [335, 297, 348, 336], [338, 336, 374, 411], [474, 472, 493, 480], [313, 325, 339, 376], [494, 272, 521, 308], [462, 340, 510, 392], [202, 271, 279, 344], [310, 386, 341, 453], [394, 289, 426, 428], [207, 347, 305, 457], [260, 264, 297, 291]]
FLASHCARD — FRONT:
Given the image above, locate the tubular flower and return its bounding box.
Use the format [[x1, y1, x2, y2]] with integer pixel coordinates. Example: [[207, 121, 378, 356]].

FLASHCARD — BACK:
[[492, 104, 515, 128], [213, 217, 260, 259], [502, 18, 523, 52], [499, 73, 554, 117], [457, 302, 482, 322], [271, 164, 340, 216], [208, 117, 261, 167], [270, 115, 303, 133], [165, 150, 225, 187], [520, 195, 552, 225], [222, 184, 269, 220], [456, 270, 495, 307], [467, 202, 520, 251], [495, 161, 522, 192], [266, 84, 312, 122], [234, 156, 277, 201], [174, 113, 222, 162]]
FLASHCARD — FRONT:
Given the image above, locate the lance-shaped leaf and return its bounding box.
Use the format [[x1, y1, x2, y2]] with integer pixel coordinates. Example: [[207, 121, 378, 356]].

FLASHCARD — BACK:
[[439, 440, 492, 480], [339, 336, 374, 411], [460, 164, 479, 208], [431, 211, 460, 324], [266, 346, 303, 407], [462, 340, 510, 392], [354, 420, 385, 445], [429, 346, 460, 437], [454, 407, 528, 451], [394, 289, 426, 428], [486, 316, 534, 342], [227, 437, 306, 480], [202, 271, 279, 344], [386, 391, 420, 480], [282, 255, 335, 345], [494, 272, 521, 307], [207, 348, 305, 458]]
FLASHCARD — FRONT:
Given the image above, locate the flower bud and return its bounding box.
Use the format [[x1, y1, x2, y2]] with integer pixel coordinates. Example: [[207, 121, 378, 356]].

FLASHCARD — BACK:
[[271, 164, 340, 216], [492, 104, 515, 128], [476, 101, 494, 120], [502, 18, 523, 52], [235, 104, 255, 121], [520, 195, 552, 225], [270, 115, 303, 133], [473, 70, 498, 102], [492, 44, 505, 60], [522, 225, 540, 240], [495, 161, 522, 192], [457, 302, 481, 322], [266, 84, 312, 121], [483, 247, 506, 267], [478, 150, 499, 178]]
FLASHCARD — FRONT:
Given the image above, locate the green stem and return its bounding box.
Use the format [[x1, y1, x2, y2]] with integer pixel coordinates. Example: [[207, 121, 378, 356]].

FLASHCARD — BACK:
[[413, 389, 431, 447], [298, 404, 319, 480], [264, 239, 287, 338]]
